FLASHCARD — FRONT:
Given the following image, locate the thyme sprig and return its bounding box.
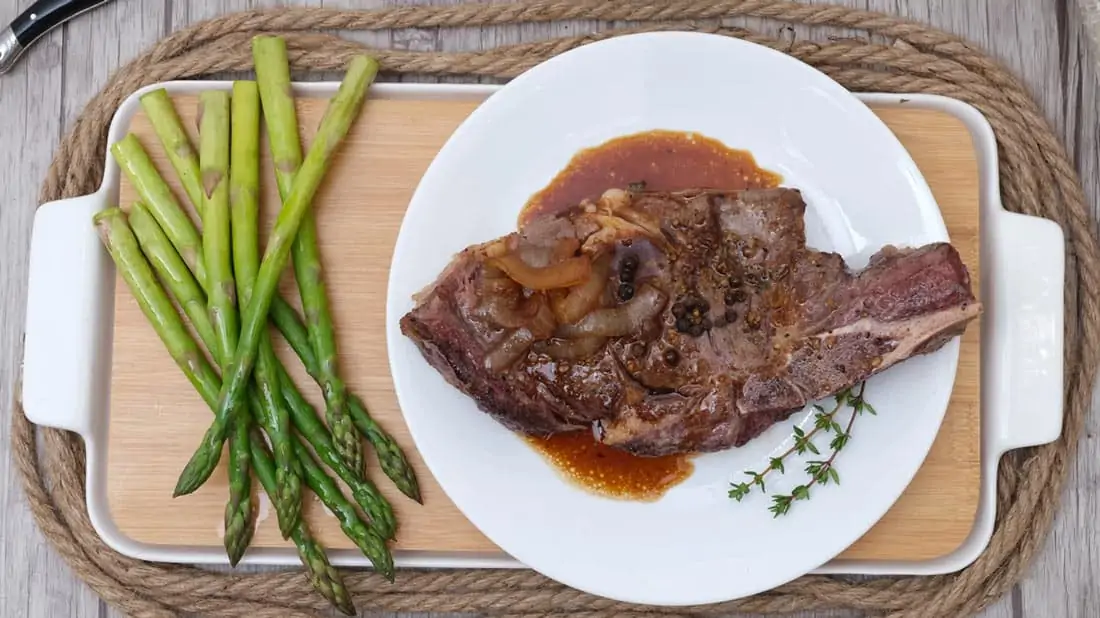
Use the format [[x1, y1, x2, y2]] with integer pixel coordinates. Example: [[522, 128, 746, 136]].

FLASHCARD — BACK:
[[728, 383, 874, 516]]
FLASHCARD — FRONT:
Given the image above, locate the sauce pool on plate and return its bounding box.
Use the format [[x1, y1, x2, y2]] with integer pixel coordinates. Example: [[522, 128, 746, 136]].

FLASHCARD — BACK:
[[517, 129, 782, 500], [524, 432, 694, 502], [521, 129, 781, 224]]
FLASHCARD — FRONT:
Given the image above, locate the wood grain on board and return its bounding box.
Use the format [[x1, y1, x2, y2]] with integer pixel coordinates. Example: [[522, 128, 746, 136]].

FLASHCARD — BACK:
[[106, 96, 980, 561]]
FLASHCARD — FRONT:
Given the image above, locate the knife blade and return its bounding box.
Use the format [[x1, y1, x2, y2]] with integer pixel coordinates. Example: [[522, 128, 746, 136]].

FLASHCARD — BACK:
[[0, 0, 115, 75]]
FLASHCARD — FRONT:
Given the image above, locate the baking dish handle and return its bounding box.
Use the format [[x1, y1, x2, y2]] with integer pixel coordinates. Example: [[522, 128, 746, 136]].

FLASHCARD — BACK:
[[987, 210, 1065, 453], [21, 191, 112, 438]]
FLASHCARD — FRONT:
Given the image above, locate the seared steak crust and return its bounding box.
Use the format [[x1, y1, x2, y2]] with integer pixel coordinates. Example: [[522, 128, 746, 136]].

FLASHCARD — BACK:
[[400, 188, 980, 456]]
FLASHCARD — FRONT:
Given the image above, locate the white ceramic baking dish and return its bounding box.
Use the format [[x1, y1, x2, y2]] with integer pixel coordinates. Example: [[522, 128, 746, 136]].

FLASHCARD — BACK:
[[20, 81, 1065, 576]]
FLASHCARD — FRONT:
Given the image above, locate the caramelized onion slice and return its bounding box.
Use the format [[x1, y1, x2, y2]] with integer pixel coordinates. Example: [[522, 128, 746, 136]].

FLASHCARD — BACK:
[[551, 254, 611, 324], [534, 336, 609, 361], [556, 285, 667, 338], [484, 328, 535, 373], [517, 236, 581, 267], [490, 253, 592, 290], [527, 295, 558, 339]]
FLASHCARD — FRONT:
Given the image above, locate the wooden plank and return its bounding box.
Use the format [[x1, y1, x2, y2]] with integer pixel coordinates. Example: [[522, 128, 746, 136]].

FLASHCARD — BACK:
[[0, 0, 107, 615], [59, 0, 170, 129], [3, 1, 1097, 617], [1016, 3, 1100, 617], [50, 2, 171, 617]]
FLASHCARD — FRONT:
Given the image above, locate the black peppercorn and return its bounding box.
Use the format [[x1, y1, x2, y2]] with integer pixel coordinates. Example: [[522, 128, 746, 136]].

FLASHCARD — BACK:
[[674, 294, 714, 336], [617, 282, 635, 301], [725, 289, 747, 305], [663, 348, 680, 366], [724, 308, 738, 323]]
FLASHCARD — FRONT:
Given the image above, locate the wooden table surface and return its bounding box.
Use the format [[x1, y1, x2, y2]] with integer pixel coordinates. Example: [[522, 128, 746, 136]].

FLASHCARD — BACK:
[[0, 1, 1095, 617]]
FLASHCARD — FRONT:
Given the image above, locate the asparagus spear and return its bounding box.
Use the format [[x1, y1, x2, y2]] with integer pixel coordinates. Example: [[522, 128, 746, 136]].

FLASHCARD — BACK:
[[95, 207, 217, 407], [348, 396, 421, 503], [230, 79, 301, 539], [249, 432, 356, 616], [129, 196, 302, 541], [195, 89, 253, 563], [254, 34, 363, 477], [177, 55, 379, 497], [269, 300, 421, 502], [94, 207, 382, 606], [270, 296, 316, 367], [223, 418, 252, 564], [132, 196, 396, 540], [112, 133, 207, 287], [108, 122, 374, 505], [114, 124, 316, 361], [277, 363, 396, 540], [128, 201, 216, 348], [290, 434, 395, 581], [139, 89, 204, 216], [199, 90, 238, 364], [119, 96, 389, 533]]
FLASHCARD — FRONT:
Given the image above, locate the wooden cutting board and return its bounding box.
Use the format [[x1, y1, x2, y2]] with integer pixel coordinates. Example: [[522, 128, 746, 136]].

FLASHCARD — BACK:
[[107, 94, 980, 563]]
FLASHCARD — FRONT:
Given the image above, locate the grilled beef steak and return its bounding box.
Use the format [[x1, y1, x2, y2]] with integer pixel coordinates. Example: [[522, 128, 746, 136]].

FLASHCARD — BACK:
[[400, 187, 981, 456]]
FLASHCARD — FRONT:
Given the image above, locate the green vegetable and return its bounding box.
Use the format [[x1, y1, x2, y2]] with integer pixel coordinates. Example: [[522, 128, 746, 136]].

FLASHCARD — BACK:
[[126, 201, 215, 350], [250, 432, 355, 615], [111, 133, 207, 287], [113, 106, 407, 505], [223, 416, 253, 565], [229, 79, 302, 538], [94, 206, 360, 614], [348, 395, 421, 503], [254, 33, 363, 477], [277, 363, 396, 540], [139, 88, 204, 216], [198, 90, 237, 365], [181, 54, 379, 497], [270, 303, 420, 503], [192, 90, 253, 562], [290, 434, 395, 580], [129, 194, 302, 542]]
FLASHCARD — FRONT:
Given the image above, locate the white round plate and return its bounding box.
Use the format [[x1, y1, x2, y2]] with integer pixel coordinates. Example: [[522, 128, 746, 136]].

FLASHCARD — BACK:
[[386, 32, 957, 606]]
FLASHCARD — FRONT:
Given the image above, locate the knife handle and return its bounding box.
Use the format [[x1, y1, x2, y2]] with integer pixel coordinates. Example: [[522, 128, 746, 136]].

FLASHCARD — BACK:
[[0, 0, 112, 75]]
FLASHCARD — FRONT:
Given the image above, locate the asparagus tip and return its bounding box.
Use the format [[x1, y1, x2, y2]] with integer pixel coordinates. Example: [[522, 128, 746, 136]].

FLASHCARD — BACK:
[[173, 451, 219, 497], [226, 539, 247, 567], [278, 508, 301, 540]]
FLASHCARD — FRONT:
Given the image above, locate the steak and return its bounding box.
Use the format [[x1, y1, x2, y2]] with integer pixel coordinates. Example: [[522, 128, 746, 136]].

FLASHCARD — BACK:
[[400, 187, 981, 456]]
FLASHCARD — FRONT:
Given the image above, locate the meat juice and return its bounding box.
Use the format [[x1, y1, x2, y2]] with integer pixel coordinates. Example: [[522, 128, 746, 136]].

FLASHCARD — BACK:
[[519, 130, 782, 501]]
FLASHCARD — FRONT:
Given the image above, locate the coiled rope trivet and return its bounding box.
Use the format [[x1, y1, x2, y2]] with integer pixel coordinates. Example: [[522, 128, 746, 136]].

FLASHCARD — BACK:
[[10, 1, 1099, 617]]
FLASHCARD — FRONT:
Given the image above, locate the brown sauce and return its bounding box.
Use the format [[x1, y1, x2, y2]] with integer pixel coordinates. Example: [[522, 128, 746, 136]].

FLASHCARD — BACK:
[[521, 129, 782, 225], [517, 130, 780, 500], [525, 432, 694, 501]]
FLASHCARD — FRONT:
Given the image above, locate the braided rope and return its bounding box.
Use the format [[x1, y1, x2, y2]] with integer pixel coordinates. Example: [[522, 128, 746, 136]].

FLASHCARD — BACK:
[[11, 1, 1097, 617]]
